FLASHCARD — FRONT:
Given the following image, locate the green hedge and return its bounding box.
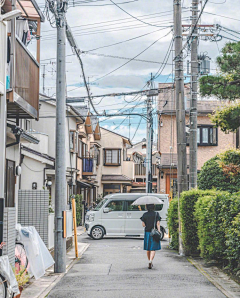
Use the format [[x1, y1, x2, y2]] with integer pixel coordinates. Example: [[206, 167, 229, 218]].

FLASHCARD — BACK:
[[226, 213, 240, 270], [195, 192, 240, 268], [180, 189, 218, 256], [167, 198, 179, 250], [75, 194, 83, 226]]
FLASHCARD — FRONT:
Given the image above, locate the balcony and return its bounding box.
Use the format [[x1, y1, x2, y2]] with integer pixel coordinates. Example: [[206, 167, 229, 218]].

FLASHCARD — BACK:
[[135, 163, 157, 176], [158, 153, 190, 168], [7, 37, 39, 119], [82, 158, 94, 176]]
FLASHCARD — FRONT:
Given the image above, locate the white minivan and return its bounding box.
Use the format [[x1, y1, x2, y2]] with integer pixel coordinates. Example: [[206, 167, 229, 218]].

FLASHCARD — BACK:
[[85, 193, 169, 240]]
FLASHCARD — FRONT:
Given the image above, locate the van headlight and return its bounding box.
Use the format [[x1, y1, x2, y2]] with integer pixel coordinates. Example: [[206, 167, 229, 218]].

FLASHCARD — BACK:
[[86, 214, 95, 222]]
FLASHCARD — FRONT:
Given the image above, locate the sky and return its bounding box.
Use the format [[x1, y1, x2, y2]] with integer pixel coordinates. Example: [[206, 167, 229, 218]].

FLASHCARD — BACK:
[[29, 0, 240, 143]]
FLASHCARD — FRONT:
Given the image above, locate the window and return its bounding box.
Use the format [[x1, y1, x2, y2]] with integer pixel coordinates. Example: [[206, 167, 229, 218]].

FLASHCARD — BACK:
[[70, 131, 78, 152], [106, 200, 124, 211], [96, 149, 100, 166], [127, 201, 146, 211], [126, 200, 163, 211], [77, 138, 87, 158], [104, 149, 121, 166], [78, 139, 83, 158], [82, 142, 87, 157], [187, 126, 218, 146], [5, 160, 15, 207]]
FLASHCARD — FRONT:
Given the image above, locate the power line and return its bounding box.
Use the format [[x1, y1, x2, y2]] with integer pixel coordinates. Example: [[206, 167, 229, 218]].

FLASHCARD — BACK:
[[41, 9, 190, 33], [131, 116, 142, 141], [174, 0, 209, 61], [204, 11, 240, 22], [68, 29, 172, 93], [109, 0, 174, 28]]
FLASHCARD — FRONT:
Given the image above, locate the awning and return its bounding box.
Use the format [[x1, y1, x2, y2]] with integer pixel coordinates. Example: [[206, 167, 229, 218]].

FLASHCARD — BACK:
[[77, 180, 98, 188]]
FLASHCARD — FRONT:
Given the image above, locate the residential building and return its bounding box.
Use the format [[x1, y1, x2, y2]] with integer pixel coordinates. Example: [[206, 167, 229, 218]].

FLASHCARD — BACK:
[[127, 139, 159, 193], [1, 0, 44, 264], [30, 95, 85, 208], [96, 127, 134, 198], [157, 83, 236, 196], [75, 107, 101, 207]]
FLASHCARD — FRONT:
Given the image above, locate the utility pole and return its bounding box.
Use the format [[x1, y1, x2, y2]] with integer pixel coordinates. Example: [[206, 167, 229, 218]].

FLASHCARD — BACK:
[[174, 0, 188, 255], [189, 0, 199, 189], [54, 0, 67, 273], [146, 75, 154, 193]]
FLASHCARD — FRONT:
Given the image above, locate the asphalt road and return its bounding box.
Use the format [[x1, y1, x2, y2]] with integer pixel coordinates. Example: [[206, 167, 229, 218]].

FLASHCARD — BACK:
[[47, 234, 226, 298]]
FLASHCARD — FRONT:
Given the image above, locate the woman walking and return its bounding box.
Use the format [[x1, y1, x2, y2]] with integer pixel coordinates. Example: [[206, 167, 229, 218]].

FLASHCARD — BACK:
[[140, 204, 161, 269]]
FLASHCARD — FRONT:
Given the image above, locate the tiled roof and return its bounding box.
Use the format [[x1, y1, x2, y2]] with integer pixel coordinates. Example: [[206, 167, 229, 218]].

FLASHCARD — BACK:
[[101, 175, 132, 182]]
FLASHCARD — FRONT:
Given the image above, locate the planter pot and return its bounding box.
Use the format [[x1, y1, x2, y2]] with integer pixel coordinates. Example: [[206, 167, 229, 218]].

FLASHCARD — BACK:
[[15, 286, 23, 298]]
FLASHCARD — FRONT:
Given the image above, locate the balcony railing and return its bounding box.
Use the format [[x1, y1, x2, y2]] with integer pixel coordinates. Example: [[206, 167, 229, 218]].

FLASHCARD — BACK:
[[159, 153, 190, 167], [82, 158, 94, 175], [135, 163, 157, 176], [7, 37, 39, 119]]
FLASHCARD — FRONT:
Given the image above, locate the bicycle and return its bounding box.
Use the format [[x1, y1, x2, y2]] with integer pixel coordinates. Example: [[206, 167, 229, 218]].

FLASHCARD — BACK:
[[0, 243, 15, 298], [15, 229, 28, 274]]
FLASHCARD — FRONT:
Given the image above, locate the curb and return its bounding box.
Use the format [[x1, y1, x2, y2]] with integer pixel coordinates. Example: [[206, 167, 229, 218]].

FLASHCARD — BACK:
[[40, 243, 89, 298], [188, 257, 240, 298]]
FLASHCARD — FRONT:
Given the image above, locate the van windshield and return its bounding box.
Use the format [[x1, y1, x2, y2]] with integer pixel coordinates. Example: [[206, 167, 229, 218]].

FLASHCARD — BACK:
[[93, 198, 108, 211]]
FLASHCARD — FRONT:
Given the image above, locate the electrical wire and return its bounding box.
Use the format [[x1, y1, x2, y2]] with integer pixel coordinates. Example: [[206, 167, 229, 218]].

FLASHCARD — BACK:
[[109, 0, 172, 28], [67, 29, 172, 94], [204, 11, 240, 22], [41, 9, 190, 33], [131, 117, 142, 141]]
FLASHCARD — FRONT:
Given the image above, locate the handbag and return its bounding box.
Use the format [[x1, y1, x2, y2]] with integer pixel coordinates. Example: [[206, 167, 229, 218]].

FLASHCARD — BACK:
[[150, 212, 161, 242]]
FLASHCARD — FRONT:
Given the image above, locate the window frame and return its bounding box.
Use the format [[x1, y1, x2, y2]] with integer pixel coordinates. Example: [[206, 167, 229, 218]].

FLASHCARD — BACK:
[[103, 148, 121, 166], [69, 131, 78, 153], [186, 125, 218, 146], [105, 200, 124, 212]]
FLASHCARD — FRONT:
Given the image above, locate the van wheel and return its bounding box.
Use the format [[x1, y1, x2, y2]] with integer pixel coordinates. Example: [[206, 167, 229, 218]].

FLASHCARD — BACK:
[[160, 227, 165, 240], [91, 226, 104, 240]]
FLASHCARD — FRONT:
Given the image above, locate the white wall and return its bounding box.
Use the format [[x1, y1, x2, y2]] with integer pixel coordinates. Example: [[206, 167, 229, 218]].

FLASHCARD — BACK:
[[20, 156, 45, 190], [29, 133, 49, 155]]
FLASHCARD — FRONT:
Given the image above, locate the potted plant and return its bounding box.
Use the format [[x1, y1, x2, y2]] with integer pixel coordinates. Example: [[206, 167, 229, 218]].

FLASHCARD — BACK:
[[13, 266, 30, 297]]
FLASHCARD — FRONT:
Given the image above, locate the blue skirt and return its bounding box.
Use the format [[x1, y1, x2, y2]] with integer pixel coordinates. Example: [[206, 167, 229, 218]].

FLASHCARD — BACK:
[[144, 232, 161, 251]]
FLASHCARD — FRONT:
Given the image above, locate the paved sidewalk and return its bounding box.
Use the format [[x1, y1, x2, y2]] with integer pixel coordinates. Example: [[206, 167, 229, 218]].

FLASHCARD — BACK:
[[21, 230, 240, 298], [21, 227, 87, 298], [47, 234, 240, 298]]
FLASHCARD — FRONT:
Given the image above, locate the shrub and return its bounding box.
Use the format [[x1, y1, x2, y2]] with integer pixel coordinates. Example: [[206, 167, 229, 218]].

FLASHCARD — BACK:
[[194, 195, 213, 259], [198, 150, 240, 193], [75, 194, 83, 226], [167, 198, 179, 250], [195, 192, 240, 263], [180, 189, 218, 256], [225, 213, 240, 270]]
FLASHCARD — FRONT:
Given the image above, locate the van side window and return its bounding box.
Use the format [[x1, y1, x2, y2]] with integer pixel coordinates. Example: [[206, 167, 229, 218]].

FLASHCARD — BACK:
[[155, 204, 163, 211], [106, 200, 124, 211], [127, 201, 146, 211]]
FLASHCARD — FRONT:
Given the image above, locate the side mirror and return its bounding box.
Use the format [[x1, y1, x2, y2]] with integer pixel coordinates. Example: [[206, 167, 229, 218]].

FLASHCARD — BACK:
[[103, 207, 110, 213]]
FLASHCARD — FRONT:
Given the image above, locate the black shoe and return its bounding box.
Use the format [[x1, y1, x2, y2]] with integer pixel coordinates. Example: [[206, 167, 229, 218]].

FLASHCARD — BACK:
[[148, 262, 152, 269]]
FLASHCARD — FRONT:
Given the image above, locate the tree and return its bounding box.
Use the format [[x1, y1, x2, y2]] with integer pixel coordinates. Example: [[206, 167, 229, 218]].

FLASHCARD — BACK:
[[200, 42, 240, 132], [198, 149, 240, 193]]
